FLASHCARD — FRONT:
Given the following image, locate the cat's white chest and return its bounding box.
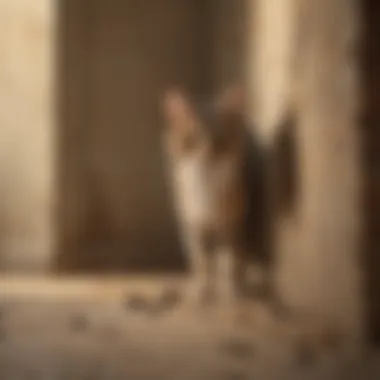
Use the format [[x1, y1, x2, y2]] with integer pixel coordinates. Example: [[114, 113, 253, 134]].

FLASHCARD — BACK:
[[173, 157, 212, 226]]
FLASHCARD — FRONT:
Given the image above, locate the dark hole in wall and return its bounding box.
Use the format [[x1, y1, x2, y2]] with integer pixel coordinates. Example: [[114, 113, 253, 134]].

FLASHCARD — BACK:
[[361, 0, 380, 346]]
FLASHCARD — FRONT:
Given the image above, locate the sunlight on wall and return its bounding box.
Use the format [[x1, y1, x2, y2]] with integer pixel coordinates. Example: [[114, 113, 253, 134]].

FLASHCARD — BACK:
[[248, 0, 296, 145], [0, 0, 54, 270]]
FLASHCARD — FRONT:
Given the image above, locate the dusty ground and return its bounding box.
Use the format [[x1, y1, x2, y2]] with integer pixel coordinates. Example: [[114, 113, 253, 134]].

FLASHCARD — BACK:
[[0, 276, 378, 380]]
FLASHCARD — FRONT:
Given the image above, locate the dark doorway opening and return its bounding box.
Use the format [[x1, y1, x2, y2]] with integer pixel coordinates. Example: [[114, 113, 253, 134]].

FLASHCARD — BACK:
[[56, 1, 215, 273]]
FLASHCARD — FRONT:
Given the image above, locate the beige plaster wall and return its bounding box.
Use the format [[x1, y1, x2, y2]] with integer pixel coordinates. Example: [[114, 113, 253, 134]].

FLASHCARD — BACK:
[[0, 0, 54, 271]]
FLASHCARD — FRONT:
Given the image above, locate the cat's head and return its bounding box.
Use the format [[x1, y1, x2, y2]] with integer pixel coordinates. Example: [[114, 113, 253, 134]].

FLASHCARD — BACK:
[[161, 85, 247, 162]]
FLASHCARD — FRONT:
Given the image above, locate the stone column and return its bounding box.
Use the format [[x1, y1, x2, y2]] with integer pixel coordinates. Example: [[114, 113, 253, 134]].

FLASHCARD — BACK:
[[0, 0, 54, 271], [293, 0, 363, 343], [248, 0, 364, 346]]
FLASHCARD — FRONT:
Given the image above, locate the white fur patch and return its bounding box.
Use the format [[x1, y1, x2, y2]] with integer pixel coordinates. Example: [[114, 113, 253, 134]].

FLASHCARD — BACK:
[[170, 154, 236, 229], [173, 155, 212, 226]]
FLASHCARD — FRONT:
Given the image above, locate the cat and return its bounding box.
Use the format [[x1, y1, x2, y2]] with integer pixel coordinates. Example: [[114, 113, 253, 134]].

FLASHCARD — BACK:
[[161, 85, 274, 307]]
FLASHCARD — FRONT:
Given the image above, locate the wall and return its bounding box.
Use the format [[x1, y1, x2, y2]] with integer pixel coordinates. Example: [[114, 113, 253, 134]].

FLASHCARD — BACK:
[[0, 0, 54, 271], [294, 0, 363, 342], [248, 0, 296, 145], [250, 0, 363, 343]]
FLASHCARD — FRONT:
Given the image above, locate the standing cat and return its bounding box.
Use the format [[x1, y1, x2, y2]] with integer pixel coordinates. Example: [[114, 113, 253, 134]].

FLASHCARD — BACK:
[[161, 86, 273, 306]]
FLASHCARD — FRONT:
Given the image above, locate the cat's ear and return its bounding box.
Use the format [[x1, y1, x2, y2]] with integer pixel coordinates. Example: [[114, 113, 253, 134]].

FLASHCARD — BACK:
[[162, 88, 195, 129], [217, 84, 246, 116]]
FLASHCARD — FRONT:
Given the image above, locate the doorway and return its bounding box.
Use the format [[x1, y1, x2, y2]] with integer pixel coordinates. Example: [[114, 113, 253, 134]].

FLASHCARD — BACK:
[[56, 1, 213, 273]]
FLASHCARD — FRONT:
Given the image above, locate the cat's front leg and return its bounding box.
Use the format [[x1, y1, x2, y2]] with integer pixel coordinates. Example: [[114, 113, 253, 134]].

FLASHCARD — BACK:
[[184, 228, 218, 307]]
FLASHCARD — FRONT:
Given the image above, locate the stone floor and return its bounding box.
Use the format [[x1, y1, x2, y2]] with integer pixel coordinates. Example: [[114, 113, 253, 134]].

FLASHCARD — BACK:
[[0, 276, 378, 380]]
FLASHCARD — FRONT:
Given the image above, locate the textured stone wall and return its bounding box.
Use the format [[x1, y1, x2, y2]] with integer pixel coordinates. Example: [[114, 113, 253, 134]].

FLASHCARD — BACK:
[[253, 0, 363, 343], [294, 0, 363, 342], [0, 0, 54, 271]]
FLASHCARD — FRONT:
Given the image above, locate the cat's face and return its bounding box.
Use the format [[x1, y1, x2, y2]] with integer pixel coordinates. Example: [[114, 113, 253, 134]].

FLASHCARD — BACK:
[[162, 86, 246, 163]]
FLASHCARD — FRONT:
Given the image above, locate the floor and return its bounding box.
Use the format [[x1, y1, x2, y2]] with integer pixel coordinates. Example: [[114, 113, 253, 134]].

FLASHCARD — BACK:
[[0, 276, 379, 380]]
